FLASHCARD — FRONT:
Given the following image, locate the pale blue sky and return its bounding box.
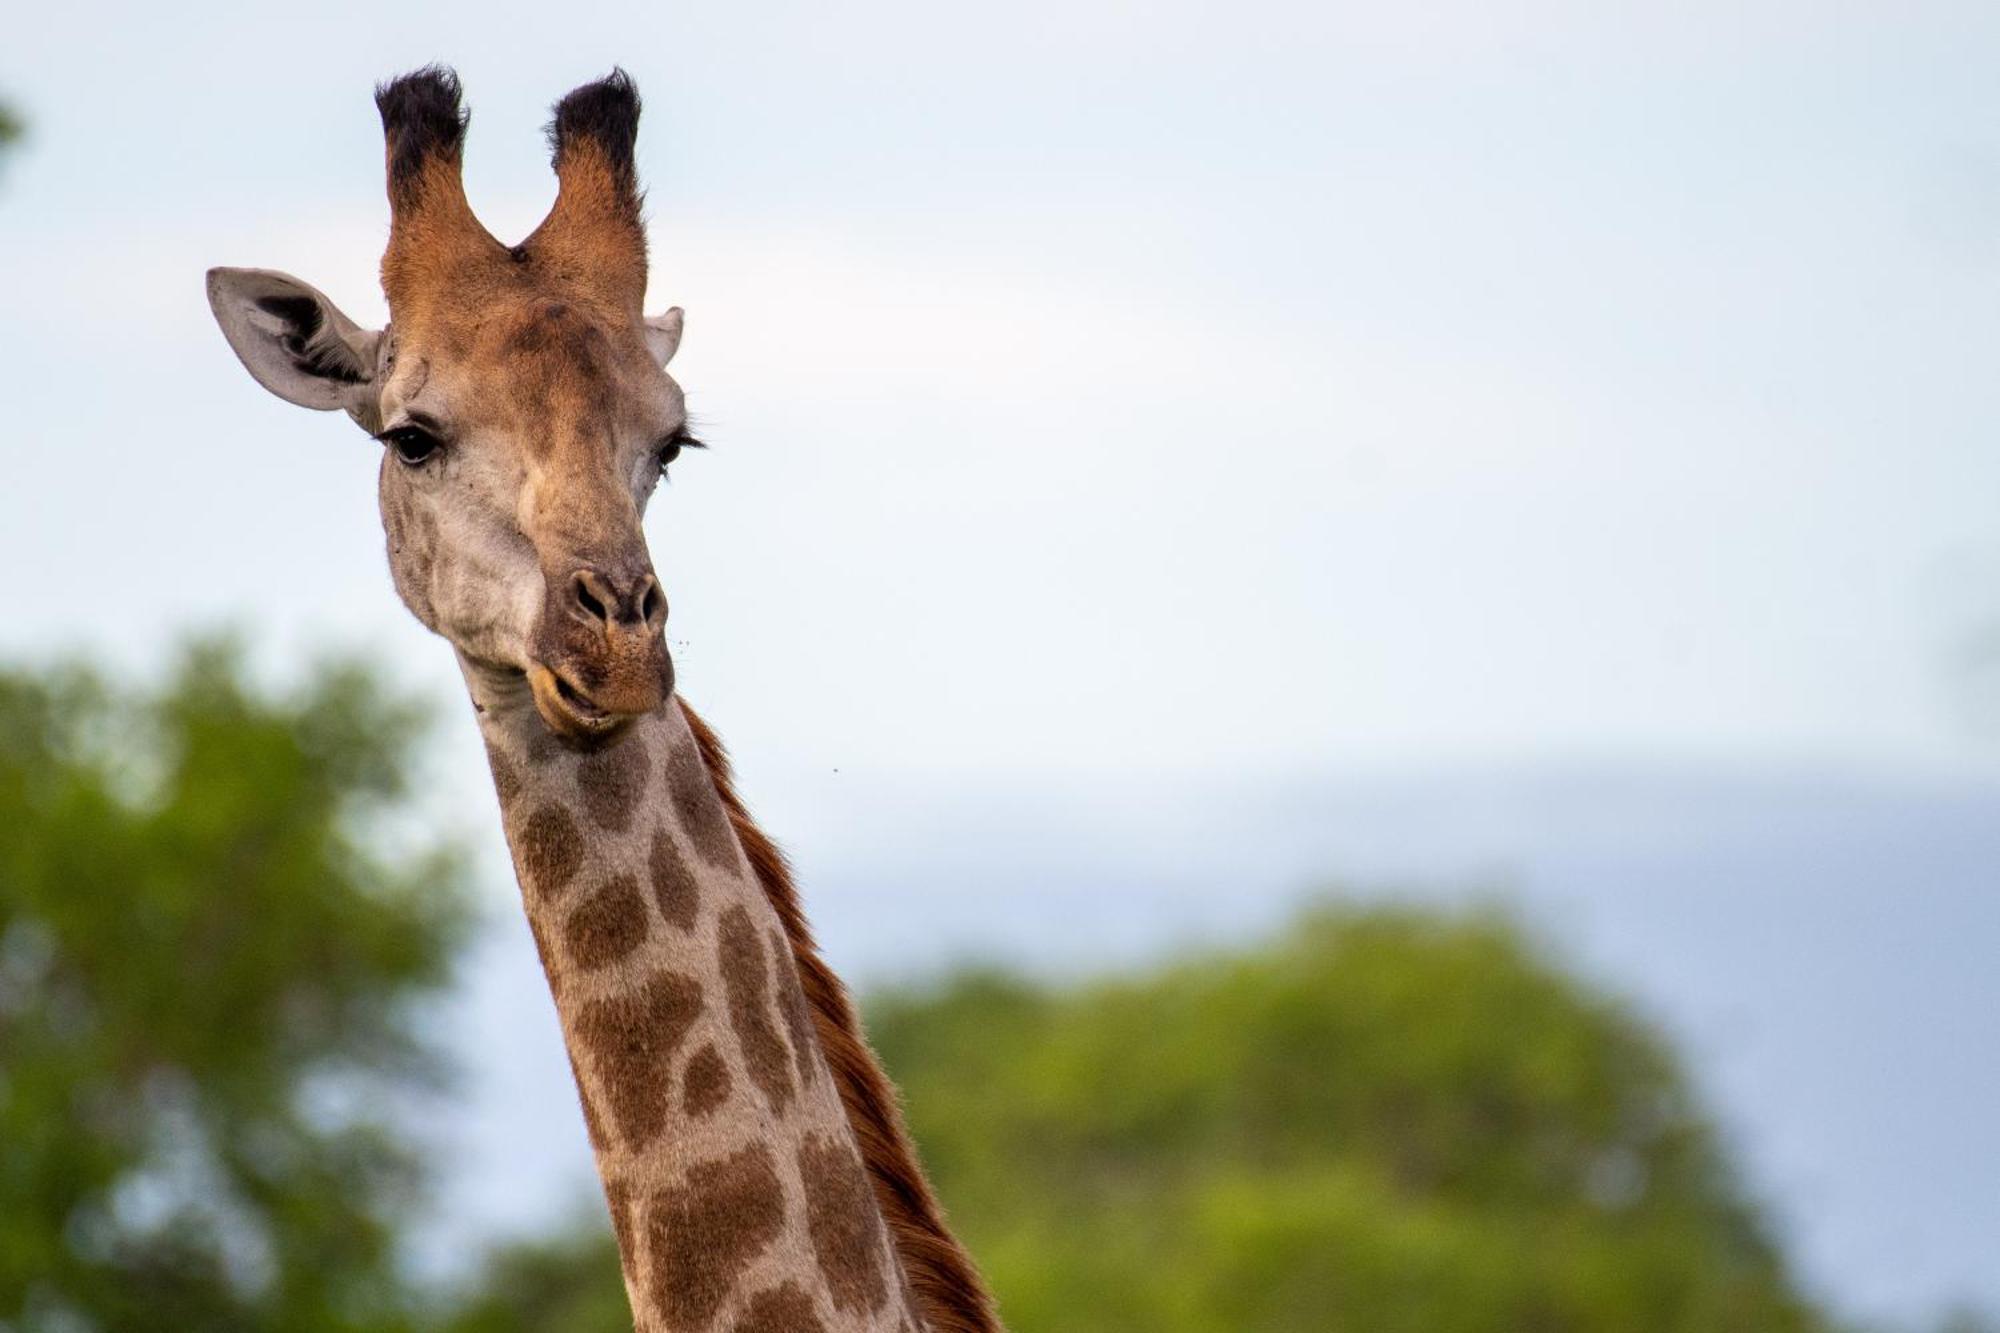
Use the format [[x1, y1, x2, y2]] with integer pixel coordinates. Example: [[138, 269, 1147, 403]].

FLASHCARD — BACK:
[[4, 2, 1999, 1325], [5, 1, 1999, 779]]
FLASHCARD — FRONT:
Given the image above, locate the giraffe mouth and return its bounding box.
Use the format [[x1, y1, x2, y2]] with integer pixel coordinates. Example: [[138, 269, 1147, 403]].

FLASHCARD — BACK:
[[526, 662, 640, 747]]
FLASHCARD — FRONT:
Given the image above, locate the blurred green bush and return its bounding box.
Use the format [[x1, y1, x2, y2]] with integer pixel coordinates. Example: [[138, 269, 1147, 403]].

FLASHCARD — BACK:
[[448, 903, 1842, 1332], [868, 908, 1824, 1333], [0, 641, 470, 1331]]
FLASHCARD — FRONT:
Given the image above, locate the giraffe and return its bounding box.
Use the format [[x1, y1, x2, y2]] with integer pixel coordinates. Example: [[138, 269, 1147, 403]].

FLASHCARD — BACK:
[[203, 67, 1000, 1333]]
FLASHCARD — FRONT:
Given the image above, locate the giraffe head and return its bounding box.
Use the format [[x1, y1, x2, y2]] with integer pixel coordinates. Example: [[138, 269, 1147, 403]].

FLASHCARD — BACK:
[[207, 68, 690, 748]]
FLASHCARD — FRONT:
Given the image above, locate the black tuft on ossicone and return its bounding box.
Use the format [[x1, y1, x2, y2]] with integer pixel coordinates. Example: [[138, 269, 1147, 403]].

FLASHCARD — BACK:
[[547, 69, 642, 194], [375, 65, 469, 202]]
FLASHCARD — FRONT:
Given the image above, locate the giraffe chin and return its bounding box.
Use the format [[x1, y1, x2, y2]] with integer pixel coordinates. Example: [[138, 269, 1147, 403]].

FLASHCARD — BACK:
[[526, 662, 647, 750]]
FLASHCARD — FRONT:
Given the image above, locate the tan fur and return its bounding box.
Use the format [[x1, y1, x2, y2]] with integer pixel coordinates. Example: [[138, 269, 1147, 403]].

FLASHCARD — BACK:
[[480, 690, 921, 1332], [520, 136, 649, 313]]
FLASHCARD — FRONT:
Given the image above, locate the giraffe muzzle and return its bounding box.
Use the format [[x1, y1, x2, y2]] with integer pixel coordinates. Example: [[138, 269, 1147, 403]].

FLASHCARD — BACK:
[[527, 562, 675, 745]]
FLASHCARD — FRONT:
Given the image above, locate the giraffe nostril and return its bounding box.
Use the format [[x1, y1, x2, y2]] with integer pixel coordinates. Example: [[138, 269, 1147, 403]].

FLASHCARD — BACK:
[[637, 577, 666, 628], [572, 571, 612, 625], [570, 568, 663, 628]]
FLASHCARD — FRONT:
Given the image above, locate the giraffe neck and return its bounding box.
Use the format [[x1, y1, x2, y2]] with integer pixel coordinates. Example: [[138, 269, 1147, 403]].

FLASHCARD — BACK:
[[466, 661, 920, 1333]]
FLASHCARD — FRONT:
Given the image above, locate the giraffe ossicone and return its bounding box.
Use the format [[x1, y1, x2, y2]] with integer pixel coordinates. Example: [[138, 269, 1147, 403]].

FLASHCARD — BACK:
[[206, 64, 998, 1333]]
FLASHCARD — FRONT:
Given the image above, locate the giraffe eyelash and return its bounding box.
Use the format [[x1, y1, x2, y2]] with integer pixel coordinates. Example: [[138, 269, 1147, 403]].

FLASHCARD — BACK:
[[657, 426, 706, 472]]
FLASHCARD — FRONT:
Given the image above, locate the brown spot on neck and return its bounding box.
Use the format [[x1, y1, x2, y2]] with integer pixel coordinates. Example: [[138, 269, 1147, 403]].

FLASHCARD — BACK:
[[669, 739, 741, 870], [577, 738, 652, 832], [485, 745, 522, 808], [733, 1282, 829, 1333], [517, 804, 584, 899], [649, 826, 701, 930], [563, 872, 648, 970], [574, 969, 704, 1150], [769, 926, 821, 1092], [798, 1132, 893, 1317], [681, 1042, 732, 1119], [644, 1143, 787, 1331], [718, 904, 796, 1113]]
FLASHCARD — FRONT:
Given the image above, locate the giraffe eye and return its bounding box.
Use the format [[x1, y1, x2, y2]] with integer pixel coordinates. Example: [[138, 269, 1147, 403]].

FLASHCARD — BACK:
[[380, 424, 441, 466], [657, 426, 704, 474]]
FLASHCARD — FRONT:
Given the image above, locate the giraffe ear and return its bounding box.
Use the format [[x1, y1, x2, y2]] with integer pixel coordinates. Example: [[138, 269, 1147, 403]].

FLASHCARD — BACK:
[[644, 306, 684, 366], [205, 267, 383, 421]]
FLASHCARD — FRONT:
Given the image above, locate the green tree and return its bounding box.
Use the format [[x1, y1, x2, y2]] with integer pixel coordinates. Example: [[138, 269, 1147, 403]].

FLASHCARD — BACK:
[[0, 640, 470, 1332], [429, 1210, 632, 1333], [437, 903, 1851, 1332], [867, 905, 1831, 1333]]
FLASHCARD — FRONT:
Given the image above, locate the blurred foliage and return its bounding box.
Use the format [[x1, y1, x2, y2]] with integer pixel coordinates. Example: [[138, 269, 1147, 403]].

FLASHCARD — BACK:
[[445, 906, 1865, 1333], [0, 640, 471, 1332], [872, 905, 1828, 1333], [429, 1214, 634, 1333]]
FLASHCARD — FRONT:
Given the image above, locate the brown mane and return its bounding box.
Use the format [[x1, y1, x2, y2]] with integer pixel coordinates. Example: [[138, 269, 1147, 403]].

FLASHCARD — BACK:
[[681, 702, 1003, 1333]]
